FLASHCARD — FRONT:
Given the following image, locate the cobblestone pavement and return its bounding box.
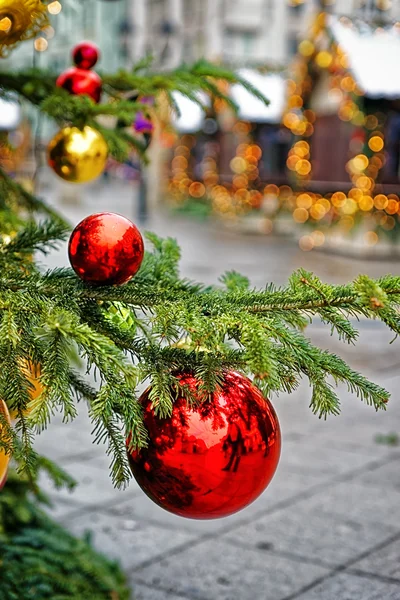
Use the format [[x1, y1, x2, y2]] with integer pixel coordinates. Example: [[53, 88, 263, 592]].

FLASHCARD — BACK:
[[37, 177, 400, 600]]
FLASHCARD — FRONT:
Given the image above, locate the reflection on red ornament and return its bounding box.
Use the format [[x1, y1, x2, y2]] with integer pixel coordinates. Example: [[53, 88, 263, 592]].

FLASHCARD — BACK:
[[68, 212, 144, 286], [72, 41, 100, 70], [128, 371, 281, 519], [56, 67, 102, 103]]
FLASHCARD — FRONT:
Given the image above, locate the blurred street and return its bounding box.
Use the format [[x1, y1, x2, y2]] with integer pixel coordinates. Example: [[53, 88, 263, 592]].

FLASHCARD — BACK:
[[37, 176, 400, 600]]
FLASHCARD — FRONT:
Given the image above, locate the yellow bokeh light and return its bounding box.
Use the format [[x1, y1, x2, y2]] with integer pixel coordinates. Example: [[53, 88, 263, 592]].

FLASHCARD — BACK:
[[348, 188, 363, 202], [352, 111, 366, 127], [299, 40, 315, 57], [288, 95, 303, 109], [172, 156, 188, 170], [386, 200, 398, 215], [316, 51, 333, 69], [375, 0, 392, 10], [356, 176, 373, 191], [310, 203, 327, 220], [293, 122, 307, 136], [331, 192, 347, 208], [340, 76, 355, 92], [283, 113, 299, 129], [342, 198, 358, 215], [299, 236, 314, 252], [295, 159, 312, 176], [48, 1, 62, 15], [230, 157, 247, 174], [260, 218, 273, 235], [43, 26, 55, 39], [233, 175, 248, 189], [359, 196, 374, 211], [293, 208, 309, 223], [353, 154, 369, 172], [264, 184, 279, 196], [368, 136, 384, 152], [374, 194, 389, 210], [287, 155, 300, 171], [287, 80, 297, 95], [365, 115, 379, 130], [247, 145, 262, 160], [364, 231, 378, 246], [339, 103, 356, 122], [311, 230, 325, 247], [0, 17, 12, 33], [296, 193, 313, 209], [34, 37, 48, 52], [189, 182, 205, 198]]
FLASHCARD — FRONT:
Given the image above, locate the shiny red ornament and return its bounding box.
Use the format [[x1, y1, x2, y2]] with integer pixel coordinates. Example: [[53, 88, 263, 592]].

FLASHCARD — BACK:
[[128, 371, 281, 520], [72, 41, 100, 70], [68, 213, 144, 286], [56, 67, 102, 104]]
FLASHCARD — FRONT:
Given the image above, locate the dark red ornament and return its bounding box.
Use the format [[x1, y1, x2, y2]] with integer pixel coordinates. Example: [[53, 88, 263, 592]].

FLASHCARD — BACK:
[[128, 371, 281, 520], [56, 67, 102, 103], [68, 213, 144, 286], [72, 41, 100, 70]]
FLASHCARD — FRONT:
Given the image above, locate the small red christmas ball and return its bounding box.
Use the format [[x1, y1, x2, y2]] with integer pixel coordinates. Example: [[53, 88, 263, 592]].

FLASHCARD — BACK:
[[56, 67, 102, 103], [128, 371, 281, 520], [72, 41, 100, 70], [68, 213, 144, 286]]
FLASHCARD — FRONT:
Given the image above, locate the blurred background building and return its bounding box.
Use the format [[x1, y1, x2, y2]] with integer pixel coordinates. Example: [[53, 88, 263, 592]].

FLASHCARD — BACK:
[[4, 1, 400, 72], [2, 0, 400, 252]]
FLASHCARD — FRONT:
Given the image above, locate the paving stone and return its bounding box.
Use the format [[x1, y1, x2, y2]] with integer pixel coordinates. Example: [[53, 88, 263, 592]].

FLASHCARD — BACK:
[[33, 411, 97, 462], [353, 459, 400, 491], [66, 510, 195, 569], [350, 537, 400, 581], [294, 573, 400, 600], [37, 178, 400, 600], [221, 502, 396, 568], [105, 462, 323, 535], [278, 434, 379, 479], [302, 480, 400, 529], [39, 456, 141, 509], [135, 538, 330, 600], [132, 584, 193, 600], [42, 497, 85, 522]]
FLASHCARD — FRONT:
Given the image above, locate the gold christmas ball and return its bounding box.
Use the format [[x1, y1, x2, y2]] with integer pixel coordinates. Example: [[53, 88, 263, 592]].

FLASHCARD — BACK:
[[0, 399, 11, 489], [10, 361, 43, 421], [47, 126, 108, 184], [0, 0, 48, 57]]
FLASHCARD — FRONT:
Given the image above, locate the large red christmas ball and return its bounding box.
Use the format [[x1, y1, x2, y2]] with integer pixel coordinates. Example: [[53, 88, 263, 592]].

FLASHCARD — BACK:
[[68, 213, 144, 286], [72, 41, 100, 70], [56, 67, 102, 103], [128, 371, 281, 519]]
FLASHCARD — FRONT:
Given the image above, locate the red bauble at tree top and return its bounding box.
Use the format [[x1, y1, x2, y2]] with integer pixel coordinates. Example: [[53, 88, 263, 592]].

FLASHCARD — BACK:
[[72, 41, 100, 70], [128, 371, 281, 520], [56, 67, 102, 104], [68, 213, 144, 286]]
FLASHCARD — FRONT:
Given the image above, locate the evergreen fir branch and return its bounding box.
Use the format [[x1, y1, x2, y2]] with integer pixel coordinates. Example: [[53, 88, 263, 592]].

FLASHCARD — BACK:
[[220, 271, 250, 292], [36, 456, 76, 491], [0, 167, 68, 223], [1, 220, 70, 256]]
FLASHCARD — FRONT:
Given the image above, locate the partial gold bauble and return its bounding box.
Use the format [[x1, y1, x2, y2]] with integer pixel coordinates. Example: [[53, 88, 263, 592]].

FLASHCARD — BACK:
[[0, 399, 11, 489], [0, 0, 49, 57], [9, 361, 43, 421], [47, 126, 109, 184]]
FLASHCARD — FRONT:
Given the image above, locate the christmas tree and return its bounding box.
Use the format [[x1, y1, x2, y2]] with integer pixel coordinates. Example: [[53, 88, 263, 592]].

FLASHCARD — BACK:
[[1, 1, 400, 598]]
